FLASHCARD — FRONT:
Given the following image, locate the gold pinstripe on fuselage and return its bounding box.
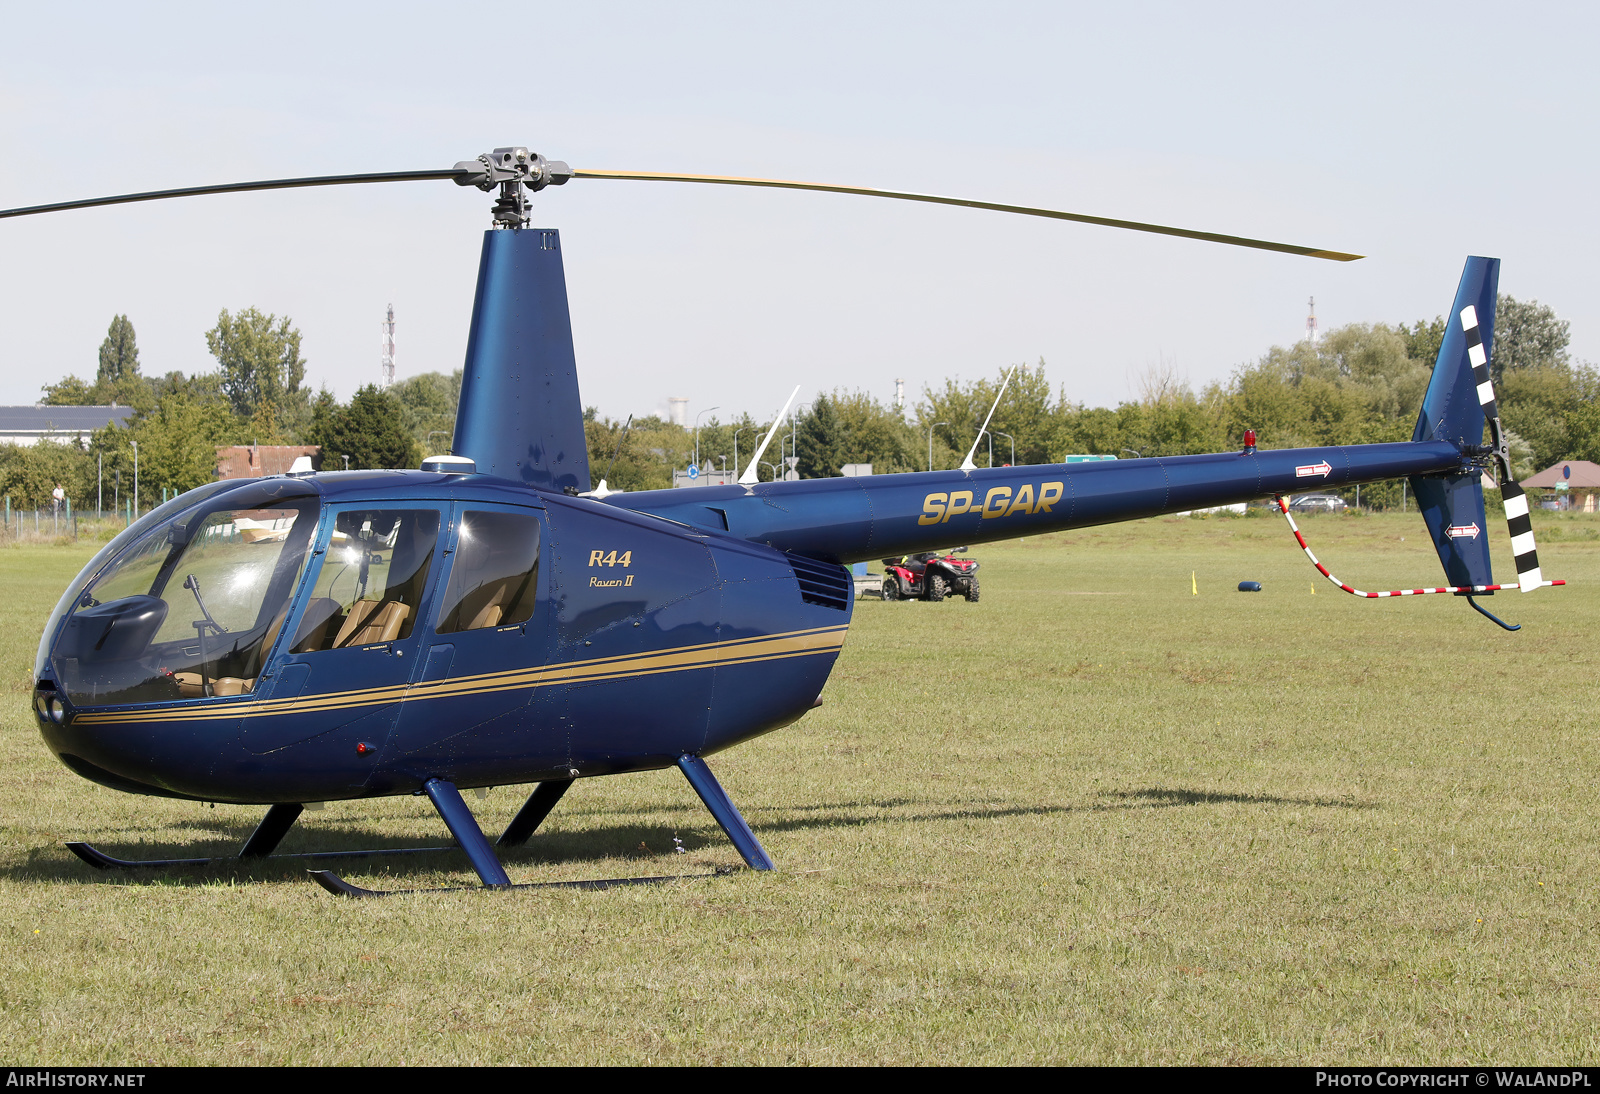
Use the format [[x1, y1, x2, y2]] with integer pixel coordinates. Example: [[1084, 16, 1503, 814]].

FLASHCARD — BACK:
[[70, 624, 851, 727]]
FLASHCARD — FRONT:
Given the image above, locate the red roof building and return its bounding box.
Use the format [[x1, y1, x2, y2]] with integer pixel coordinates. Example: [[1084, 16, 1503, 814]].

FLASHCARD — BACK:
[[1520, 460, 1600, 512], [215, 445, 321, 479]]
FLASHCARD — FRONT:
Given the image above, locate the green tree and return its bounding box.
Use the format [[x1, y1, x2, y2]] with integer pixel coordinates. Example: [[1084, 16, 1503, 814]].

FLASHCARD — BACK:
[[583, 412, 681, 491], [97, 314, 140, 385], [39, 375, 97, 406], [1051, 403, 1125, 457], [1399, 316, 1446, 370], [148, 369, 229, 407], [795, 395, 846, 478], [392, 371, 462, 456], [40, 316, 153, 410], [0, 440, 94, 509], [1498, 364, 1600, 469], [126, 394, 240, 495], [916, 362, 1060, 469], [205, 307, 309, 428], [1492, 296, 1569, 383], [829, 391, 919, 473], [319, 385, 419, 470]]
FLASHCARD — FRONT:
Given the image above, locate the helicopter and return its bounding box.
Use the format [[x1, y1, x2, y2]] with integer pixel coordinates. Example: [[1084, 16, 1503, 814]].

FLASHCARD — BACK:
[[6, 147, 1561, 896]]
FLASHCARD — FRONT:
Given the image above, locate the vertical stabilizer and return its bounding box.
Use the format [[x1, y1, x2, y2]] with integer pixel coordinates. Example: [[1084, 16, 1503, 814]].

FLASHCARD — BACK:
[[1413, 256, 1498, 448], [453, 228, 591, 493]]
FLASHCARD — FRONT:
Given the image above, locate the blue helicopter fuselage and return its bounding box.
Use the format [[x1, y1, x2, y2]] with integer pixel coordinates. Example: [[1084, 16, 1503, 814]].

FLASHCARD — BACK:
[[34, 469, 848, 804]]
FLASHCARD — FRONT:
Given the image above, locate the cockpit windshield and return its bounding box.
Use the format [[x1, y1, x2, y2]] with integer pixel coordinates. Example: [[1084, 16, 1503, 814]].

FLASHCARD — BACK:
[[50, 483, 319, 707]]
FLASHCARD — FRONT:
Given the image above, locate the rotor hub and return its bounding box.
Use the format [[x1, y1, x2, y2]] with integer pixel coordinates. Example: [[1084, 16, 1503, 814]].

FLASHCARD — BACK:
[[452, 147, 572, 228]]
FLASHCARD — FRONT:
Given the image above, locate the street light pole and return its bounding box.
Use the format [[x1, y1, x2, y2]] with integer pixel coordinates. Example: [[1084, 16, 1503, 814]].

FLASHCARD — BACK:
[[694, 406, 721, 471], [927, 422, 948, 472], [782, 403, 810, 480], [993, 431, 1015, 466], [130, 440, 138, 517]]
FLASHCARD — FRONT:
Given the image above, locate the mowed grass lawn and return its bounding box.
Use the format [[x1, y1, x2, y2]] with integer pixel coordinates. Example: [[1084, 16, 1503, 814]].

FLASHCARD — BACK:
[[0, 510, 1596, 1065]]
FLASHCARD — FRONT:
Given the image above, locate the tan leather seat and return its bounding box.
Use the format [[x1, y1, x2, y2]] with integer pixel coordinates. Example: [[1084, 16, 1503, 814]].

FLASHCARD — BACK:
[[332, 600, 411, 648], [448, 576, 524, 632]]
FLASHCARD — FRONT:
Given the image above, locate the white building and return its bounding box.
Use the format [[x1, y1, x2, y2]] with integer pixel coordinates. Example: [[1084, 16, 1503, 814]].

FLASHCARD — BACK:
[[0, 405, 135, 447]]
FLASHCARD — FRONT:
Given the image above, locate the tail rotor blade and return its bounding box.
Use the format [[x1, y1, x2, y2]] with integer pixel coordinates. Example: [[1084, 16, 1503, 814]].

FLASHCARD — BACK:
[[1460, 304, 1544, 591]]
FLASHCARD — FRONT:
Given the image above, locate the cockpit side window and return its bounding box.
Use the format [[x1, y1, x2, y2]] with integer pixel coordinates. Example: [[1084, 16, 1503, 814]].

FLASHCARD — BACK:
[[52, 497, 318, 706], [435, 510, 542, 634], [290, 509, 441, 653]]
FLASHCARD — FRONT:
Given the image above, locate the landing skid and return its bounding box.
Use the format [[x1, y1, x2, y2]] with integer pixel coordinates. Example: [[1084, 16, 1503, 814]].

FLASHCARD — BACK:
[[65, 841, 454, 871], [310, 864, 739, 899], [65, 755, 775, 895]]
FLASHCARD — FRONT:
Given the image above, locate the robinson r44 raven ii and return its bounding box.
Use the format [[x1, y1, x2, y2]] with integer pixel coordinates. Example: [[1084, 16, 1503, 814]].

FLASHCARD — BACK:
[[5, 148, 1562, 895]]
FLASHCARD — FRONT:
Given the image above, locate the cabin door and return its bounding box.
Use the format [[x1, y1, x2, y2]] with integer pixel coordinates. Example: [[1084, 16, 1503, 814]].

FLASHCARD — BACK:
[[381, 502, 558, 784], [242, 504, 447, 785]]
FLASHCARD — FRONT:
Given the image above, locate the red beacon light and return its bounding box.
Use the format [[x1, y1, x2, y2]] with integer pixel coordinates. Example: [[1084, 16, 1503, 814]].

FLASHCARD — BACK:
[[1242, 429, 1257, 452]]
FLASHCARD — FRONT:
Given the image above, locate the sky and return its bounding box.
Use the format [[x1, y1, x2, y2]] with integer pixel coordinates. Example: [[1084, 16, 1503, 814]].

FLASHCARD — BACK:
[[1, 2, 1596, 427]]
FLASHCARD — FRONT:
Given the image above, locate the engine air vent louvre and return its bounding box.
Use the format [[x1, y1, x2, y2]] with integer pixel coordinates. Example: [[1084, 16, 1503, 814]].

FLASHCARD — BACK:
[[788, 554, 851, 611]]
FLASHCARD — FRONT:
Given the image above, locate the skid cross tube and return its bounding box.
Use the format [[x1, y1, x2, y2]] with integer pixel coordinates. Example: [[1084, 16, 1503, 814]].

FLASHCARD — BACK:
[[238, 803, 303, 858], [498, 779, 573, 847]]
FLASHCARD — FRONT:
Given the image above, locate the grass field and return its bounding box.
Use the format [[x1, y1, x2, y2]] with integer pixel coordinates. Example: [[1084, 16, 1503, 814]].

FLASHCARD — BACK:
[[1, 509, 1597, 1065]]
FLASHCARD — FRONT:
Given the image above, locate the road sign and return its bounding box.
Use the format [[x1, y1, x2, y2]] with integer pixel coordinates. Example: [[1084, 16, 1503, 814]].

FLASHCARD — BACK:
[[687, 464, 698, 480]]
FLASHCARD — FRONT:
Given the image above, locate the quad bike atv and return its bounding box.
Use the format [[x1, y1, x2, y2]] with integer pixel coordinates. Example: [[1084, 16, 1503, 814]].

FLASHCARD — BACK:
[[881, 548, 980, 602]]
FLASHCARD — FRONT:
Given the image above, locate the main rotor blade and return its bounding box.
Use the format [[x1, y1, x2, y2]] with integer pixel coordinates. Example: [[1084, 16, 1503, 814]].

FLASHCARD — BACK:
[[573, 169, 1363, 261], [0, 169, 468, 220]]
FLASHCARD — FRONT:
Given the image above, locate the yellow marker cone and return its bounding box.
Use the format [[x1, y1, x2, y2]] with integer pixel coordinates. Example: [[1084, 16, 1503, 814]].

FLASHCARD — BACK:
[[1191, 571, 1197, 595]]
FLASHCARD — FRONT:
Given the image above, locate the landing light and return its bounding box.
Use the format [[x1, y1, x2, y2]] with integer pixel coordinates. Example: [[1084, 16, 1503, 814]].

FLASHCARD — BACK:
[[35, 691, 64, 723]]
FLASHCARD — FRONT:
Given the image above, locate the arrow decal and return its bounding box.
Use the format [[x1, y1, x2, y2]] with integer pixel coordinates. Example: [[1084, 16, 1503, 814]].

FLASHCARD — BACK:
[[1294, 461, 1332, 479], [1445, 523, 1481, 540]]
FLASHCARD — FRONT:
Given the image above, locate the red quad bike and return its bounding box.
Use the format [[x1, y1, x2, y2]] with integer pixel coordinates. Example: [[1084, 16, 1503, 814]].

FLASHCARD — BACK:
[[881, 548, 980, 602]]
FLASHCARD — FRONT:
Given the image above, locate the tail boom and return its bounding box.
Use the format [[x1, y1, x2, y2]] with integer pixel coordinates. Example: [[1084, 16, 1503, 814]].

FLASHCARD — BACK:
[[612, 439, 1466, 563]]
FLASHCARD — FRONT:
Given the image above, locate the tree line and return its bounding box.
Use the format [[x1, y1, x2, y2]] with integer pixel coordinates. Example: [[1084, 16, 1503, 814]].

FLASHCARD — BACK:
[[0, 311, 456, 509], [4, 295, 1593, 511]]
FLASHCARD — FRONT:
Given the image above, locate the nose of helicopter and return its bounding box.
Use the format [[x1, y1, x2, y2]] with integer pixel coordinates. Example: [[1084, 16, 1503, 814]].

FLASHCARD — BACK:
[[33, 687, 195, 798]]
